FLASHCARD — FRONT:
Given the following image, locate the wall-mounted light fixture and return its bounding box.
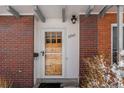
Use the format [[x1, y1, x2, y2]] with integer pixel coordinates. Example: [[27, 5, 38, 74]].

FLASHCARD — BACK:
[[71, 15, 77, 24]]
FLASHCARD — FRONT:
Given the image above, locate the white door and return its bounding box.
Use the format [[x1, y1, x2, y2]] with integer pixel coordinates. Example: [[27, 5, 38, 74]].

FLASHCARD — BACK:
[[40, 29, 65, 78]]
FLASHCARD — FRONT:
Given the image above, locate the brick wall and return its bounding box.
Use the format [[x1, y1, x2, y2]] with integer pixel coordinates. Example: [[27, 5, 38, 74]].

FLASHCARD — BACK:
[[79, 15, 98, 87], [0, 16, 34, 88], [97, 14, 117, 65], [80, 14, 124, 87]]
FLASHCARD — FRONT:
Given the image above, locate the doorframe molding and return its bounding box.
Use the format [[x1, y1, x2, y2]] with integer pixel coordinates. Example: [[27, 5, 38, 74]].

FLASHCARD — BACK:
[[39, 28, 67, 78]]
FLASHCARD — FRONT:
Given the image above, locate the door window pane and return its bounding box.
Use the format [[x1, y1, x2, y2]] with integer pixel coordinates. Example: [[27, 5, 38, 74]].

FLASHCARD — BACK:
[[57, 39, 61, 43], [57, 32, 62, 38], [52, 39, 56, 43], [45, 32, 50, 38], [113, 27, 117, 50], [46, 39, 50, 43], [52, 32, 56, 38]]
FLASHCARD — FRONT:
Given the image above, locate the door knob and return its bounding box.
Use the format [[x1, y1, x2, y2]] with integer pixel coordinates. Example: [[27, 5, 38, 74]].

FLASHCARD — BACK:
[[40, 51, 45, 56]]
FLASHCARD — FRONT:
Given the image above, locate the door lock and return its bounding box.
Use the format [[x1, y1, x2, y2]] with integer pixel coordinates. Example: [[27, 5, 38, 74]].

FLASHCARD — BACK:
[[40, 51, 45, 56]]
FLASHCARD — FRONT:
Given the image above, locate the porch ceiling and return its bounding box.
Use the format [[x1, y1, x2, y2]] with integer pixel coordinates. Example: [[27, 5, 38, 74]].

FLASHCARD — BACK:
[[0, 5, 121, 18]]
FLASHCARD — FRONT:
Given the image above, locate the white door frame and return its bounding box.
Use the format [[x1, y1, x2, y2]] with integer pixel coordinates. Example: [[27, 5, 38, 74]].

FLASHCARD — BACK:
[[39, 28, 66, 78]]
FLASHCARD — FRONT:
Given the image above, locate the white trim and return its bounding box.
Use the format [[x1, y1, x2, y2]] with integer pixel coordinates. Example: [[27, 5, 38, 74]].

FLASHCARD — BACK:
[[0, 12, 118, 17], [39, 28, 66, 78], [79, 12, 118, 15], [111, 23, 124, 28], [77, 15, 80, 84], [111, 24, 114, 65], [0, 13, 34, 16], [0, 12, 117, 16], [79, 12, 99, 15]]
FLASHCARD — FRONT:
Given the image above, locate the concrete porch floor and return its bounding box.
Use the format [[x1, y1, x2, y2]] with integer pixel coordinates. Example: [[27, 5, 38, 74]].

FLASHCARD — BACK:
[[34, 78, 79, 88]]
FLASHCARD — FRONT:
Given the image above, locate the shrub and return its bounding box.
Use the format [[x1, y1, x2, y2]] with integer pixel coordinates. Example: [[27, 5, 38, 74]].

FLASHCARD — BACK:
[[0, 77, 13, 88], [81, 53, 118, 88]]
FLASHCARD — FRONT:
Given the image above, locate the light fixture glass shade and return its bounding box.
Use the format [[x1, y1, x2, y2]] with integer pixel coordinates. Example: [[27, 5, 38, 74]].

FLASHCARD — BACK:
[[71, 15, 77, 24]]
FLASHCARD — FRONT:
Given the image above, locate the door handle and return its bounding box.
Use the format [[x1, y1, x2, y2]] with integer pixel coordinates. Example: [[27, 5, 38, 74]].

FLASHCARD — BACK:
[[40, 51, 45, 56]]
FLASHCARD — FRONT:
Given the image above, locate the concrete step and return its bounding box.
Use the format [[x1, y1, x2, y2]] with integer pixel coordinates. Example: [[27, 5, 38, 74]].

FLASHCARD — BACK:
[[34, 78, 79, 88]]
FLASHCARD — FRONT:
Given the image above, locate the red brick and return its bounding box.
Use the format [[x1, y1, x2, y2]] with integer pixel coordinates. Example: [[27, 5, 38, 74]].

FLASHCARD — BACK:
[[79, 14, 124, 87], [79, 15, 98, 87], [0, 16, 34, 88]]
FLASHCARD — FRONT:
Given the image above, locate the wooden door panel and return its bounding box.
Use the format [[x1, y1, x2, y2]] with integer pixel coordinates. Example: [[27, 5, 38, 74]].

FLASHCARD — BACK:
[[45, 32, 62, 76]]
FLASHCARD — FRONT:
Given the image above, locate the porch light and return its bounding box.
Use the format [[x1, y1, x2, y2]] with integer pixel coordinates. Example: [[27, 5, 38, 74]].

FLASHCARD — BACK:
[[71, 15, 77, 24]]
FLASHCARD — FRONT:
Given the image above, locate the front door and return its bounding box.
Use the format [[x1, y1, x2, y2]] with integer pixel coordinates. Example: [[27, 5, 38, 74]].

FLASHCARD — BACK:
[[41, 29, 65, 78]]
